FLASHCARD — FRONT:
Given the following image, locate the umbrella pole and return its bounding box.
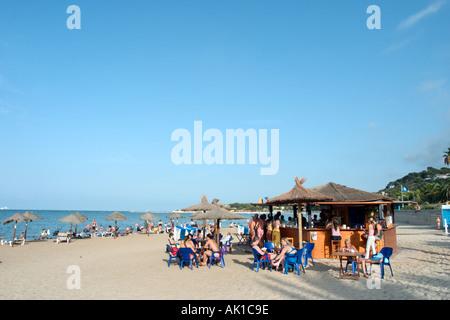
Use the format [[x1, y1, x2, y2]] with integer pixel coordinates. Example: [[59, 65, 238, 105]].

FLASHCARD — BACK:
[[114, 220, 117, 239], [215, 219, 220, 244], [24, 221, 29, 241], [298, 202, 303, 249], [12, 221, 17, 247], [203, 218, 206, 241], [69, 223, 73, 243]]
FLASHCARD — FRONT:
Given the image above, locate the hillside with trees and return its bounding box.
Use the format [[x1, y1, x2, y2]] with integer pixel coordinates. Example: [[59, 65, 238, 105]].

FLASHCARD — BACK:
[[378, 167, 450, 207]]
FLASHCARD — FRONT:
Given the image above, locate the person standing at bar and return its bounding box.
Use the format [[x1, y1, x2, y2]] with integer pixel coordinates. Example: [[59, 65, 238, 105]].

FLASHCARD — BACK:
[[272, 214, 281, 247], [326, 217, 342, 241], [364, 218, 377, 258]]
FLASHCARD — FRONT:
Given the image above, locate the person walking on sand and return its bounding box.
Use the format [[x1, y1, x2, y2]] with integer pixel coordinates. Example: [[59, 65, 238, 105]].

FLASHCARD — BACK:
[[436, 216, 441, 230]]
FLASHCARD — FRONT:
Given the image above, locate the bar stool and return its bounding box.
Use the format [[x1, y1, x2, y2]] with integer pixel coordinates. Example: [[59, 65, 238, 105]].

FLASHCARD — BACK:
[[331, 239, 340, 258]]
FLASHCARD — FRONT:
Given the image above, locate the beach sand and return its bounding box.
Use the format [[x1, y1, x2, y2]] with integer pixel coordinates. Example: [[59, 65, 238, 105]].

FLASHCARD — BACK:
[[0, 224, 448, 300]]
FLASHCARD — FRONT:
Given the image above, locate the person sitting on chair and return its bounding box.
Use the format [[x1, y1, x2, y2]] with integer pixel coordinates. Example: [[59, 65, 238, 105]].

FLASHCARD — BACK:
[[360, 252, 384, 278], [250, 236, 273, 261], [341, 238, 357, 252], [200, 234, 220, 266], [271, 238, 297, 272]]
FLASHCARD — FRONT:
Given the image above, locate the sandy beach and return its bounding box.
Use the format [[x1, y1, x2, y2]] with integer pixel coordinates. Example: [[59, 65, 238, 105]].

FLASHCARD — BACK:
[[0, 224, 448, 300]]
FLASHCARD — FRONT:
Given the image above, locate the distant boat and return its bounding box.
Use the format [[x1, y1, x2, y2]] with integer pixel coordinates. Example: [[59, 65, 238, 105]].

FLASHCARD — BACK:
[[0, 206, 9, 210]]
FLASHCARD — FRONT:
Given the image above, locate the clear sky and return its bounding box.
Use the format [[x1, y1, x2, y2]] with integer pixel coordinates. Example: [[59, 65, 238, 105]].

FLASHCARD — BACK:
[[0, 0, 449, 211]]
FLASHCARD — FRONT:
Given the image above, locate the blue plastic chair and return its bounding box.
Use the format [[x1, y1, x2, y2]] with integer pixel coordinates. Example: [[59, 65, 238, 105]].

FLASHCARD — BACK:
[[209, 249, 225, 269], [284, 248, 305, 275], [369, 247, 394, 279], [345, 259, 358, 274], [179, 248, 198, 270], [251, 248, 272, 272], [264, 241, 276, 253], [303, 243, 315, 267], [167, 247, 180, 268]]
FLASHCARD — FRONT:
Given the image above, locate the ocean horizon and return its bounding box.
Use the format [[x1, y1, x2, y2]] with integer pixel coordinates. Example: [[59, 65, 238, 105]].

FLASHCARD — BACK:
[[0, 209, 270, 240]]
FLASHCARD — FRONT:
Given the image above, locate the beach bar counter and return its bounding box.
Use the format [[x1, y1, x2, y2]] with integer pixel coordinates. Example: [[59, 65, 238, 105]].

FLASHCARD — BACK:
[[256, 180, 398, 259]]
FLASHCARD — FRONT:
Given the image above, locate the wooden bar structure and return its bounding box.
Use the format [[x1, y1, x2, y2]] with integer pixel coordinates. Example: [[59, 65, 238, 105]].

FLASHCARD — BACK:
[[254, 180, 398, 259], [280, 225, 397, 259]]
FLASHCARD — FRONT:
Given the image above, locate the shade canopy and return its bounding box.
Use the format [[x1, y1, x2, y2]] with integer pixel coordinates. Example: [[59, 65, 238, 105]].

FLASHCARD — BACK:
[[3, 212, 30, 225], [105, 211, 127, 221], [190, 206, 246, 221], [180, 194, 220, 212], [166, 212, 186, 219], [23, 211, 43, 221], [59, 213, 86, 225], [23, 211, 43, 241], [73, 212, 89, 220], [265, 176, 333, 205], [139, 212, 160, 220]]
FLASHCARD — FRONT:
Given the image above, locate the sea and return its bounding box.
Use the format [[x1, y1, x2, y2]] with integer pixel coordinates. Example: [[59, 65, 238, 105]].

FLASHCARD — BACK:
[[0, 209, 266, 240]]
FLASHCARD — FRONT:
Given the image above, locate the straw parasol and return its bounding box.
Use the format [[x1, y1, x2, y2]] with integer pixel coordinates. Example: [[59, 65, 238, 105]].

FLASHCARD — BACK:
[[139, 212, 160, 236], [166, 211, 186, 227], [265, 176, 333, 248], [2, 212, 30, 247], [191, 206, 246, 243], [59, 213, 86, 242], [180, 195, 223, 241], [23, 211, 43, 240], [72, 212, 88, 234], [105, 211, 127, 239]]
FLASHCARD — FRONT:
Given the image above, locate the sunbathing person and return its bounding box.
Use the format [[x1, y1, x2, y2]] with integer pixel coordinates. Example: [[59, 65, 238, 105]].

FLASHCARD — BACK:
[[39, 229, 48, 240], [200, 234, 220, 266], [271, 238, 297, 272]]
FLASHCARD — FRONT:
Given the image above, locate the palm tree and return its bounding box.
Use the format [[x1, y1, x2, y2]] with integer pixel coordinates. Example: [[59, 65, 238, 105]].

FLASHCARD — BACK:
[[443, 148, 450, 166], [441, 183, 450, 203]]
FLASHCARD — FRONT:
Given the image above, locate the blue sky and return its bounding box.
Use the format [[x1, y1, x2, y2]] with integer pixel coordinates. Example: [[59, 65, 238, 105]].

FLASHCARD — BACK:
[[0, 0, 449, 211]]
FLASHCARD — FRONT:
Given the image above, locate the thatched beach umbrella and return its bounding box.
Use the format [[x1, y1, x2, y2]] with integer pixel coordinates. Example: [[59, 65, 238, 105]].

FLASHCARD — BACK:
[[73, 212, 89, 233], [23, 211, 43, 240], [2, 212, 30, 247], [265, 176, 333, 248], [59, 213, 86, 242], [105, 211, 127, 239], [180, 195, 223, 241], [191, 206, 246, 243], [166, 211, 186, 226], [139, 211, 160, 236]]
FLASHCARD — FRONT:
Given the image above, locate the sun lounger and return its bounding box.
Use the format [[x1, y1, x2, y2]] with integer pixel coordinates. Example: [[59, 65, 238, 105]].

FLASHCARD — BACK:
[[56, 233, 70, 244], [1, 239, 13, 246], [2, 238, 26, 246]]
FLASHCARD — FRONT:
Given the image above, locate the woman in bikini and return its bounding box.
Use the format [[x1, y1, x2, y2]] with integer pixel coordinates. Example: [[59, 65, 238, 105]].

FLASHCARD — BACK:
[[271, 238, 297, 272]]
